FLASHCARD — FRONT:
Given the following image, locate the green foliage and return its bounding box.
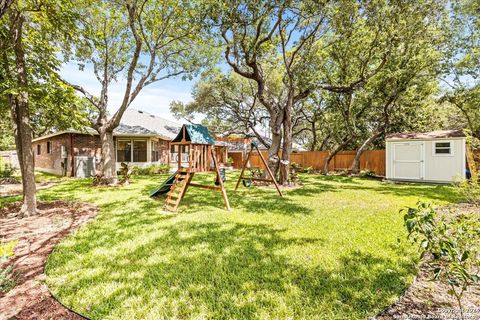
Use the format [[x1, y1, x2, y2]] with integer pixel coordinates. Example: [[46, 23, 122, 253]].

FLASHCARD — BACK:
[[0, 0, 92, 137], [456, 180, 480, 206], [132, 164, 171, 176], [0, 240, 18, 293], [403, 202, 480, 318], [0, 157, 17, 180], [0, 240, 17, 261]]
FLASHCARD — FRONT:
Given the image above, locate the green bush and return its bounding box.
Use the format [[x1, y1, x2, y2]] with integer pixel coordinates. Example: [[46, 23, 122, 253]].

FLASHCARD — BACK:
[[0, 240, 18, 293], [403, 202, 480, 319], [456, 180, 480, 206], [132, 163, 171, 175], [0, 157, 17, 178]]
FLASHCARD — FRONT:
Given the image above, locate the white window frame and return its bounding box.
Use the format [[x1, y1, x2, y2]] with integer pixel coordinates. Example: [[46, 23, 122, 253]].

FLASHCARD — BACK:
[[432, 140, 454, 157]]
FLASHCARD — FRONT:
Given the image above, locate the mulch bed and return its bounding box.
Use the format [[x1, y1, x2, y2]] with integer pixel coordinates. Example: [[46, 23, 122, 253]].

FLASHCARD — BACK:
[[377, 203, 480, 320], [0, 201, 98, 320]]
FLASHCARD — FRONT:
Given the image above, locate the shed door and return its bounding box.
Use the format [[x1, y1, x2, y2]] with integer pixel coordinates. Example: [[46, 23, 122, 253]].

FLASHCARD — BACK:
[[392, 142, 424, 180]]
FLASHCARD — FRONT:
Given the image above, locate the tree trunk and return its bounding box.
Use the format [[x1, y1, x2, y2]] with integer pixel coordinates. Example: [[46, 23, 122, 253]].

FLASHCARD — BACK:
[[310, 121, 317, 151], [98, 128, 117, 184], [0, 0, 12, 19], [323, 136, 355, 174], [264, 111, 283, 180], [279, 104, 293, 185], [350, 130, 383, 174], [10, 14, 36, 216]]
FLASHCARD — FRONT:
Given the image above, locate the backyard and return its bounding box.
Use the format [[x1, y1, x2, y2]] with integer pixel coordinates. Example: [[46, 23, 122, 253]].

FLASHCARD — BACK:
[[0, 173, 461, 319]]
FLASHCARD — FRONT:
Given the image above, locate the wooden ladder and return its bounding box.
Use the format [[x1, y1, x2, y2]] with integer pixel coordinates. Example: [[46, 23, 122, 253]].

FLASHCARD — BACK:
[[164, 170, 192, 212]]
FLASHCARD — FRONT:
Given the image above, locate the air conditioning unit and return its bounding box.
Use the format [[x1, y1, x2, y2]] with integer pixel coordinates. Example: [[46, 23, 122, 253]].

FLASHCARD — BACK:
[[75, 156, 96, 178]]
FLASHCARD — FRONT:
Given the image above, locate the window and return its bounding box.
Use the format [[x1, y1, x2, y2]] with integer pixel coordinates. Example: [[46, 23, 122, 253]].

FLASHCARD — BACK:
[[117, 140, 132, 162], [434, 141, 452, 155], [133, 140, 147, 162], [47, 141, 52, 154], [37, 144, 41, 155], [117, 139, 148, 162], [151, 141, 159, 162]]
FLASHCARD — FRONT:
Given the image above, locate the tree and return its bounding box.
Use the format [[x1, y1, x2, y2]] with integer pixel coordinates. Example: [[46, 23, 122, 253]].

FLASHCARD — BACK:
[[210, 0, 390, 184], [0, 0, 12, 18], [170, 70, 271, 148], [0, 0, 84, 215], [314, 0, 448, 173], [442, 0, 480, 137], [64, 0, 214, 184]]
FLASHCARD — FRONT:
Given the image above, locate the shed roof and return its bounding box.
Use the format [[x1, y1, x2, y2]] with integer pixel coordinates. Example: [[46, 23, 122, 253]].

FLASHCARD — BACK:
[[172, 124, 215, 145], [386, 130, 465, 141]]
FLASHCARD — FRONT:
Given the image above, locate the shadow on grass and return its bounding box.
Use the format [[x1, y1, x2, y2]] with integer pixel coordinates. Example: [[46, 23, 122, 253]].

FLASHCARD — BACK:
[[47, 221, 414, 319]]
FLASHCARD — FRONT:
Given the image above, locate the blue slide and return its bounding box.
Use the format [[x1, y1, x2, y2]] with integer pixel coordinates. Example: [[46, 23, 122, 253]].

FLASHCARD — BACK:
[[149, 173, 176, 197]]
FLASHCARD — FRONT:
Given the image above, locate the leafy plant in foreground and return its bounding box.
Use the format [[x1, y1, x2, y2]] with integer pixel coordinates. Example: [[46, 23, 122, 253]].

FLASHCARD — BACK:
[[0, 240, 18, 293], [403, 202, 480, 319]]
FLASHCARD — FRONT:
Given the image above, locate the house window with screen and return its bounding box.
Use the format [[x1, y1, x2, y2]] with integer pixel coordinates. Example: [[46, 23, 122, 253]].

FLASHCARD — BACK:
[[117, 140, 132, 162], [47, 141, 52, 154], [37, 144, 41, 155], [133, 140, 147, 162], [434, 141, 451, 155]]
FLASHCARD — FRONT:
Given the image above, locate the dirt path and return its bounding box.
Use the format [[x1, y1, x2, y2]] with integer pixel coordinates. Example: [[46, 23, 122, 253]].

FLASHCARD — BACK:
[[0, 201, 97, 320], [0, 182, 57, 197]]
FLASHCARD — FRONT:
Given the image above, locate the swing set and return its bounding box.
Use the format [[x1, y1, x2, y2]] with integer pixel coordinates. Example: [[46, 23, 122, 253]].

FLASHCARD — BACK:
[[162, 124, 230, 212], [151, 126, 282, 212], [235, 141, 283, 197]]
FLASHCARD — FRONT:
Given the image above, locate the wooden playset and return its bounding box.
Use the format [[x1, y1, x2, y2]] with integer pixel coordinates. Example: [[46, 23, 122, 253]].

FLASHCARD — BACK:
[[161, 124, 230, 212], [235, 141, 283, 197]]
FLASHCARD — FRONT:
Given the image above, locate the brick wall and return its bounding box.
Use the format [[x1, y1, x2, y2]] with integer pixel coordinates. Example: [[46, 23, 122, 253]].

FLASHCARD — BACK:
[[33, 133, 72, 175], [34, 133, 172, 176], [154, 139, 170, 164]]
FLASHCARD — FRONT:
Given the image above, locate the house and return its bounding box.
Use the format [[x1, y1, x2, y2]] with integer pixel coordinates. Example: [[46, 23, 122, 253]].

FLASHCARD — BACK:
[[32, 109, 181, 177], [385, 130, 466, 183]]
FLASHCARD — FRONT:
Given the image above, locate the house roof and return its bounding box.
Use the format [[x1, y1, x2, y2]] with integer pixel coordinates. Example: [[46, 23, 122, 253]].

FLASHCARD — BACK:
[[386, 130, 465, 140], [120, 109, 181, 140], [32, 124, 159, 142], [172, 124, 215, 145]]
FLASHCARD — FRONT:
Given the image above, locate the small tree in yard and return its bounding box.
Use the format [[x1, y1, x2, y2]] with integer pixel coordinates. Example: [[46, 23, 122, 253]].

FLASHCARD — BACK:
[[403, 202, 480, 320], [64, 0, 214, 184], [0, 0, 88, 216]]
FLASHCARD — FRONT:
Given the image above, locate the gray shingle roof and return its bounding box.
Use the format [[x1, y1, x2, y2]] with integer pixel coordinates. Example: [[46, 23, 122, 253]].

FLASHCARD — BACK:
[[113, 123, 157, 135], [120, 109, 182, 140]]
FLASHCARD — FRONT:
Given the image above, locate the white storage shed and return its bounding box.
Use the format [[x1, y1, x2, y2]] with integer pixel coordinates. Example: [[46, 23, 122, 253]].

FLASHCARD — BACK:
[[386, 130, 466, 183]]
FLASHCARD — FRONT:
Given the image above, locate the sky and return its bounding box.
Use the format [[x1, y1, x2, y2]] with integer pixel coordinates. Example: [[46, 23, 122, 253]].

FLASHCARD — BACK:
[[60, 63, 196, 122]]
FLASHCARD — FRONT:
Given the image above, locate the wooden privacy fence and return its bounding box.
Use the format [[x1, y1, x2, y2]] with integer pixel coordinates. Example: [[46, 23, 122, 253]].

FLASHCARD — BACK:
[[228, 150, 386, 176]]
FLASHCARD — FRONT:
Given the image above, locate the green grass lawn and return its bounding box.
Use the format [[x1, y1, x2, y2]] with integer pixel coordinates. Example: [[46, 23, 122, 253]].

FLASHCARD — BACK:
[[1, 173, 461, 319]]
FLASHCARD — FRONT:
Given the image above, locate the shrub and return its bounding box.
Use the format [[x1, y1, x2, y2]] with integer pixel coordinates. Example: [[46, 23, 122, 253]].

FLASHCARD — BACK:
[[456, 180, 480, 206], [132, 164, 171, 175], [0, 157, 17, 179], [403, 202, 480, 319], [0, 240, 18, 293]]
